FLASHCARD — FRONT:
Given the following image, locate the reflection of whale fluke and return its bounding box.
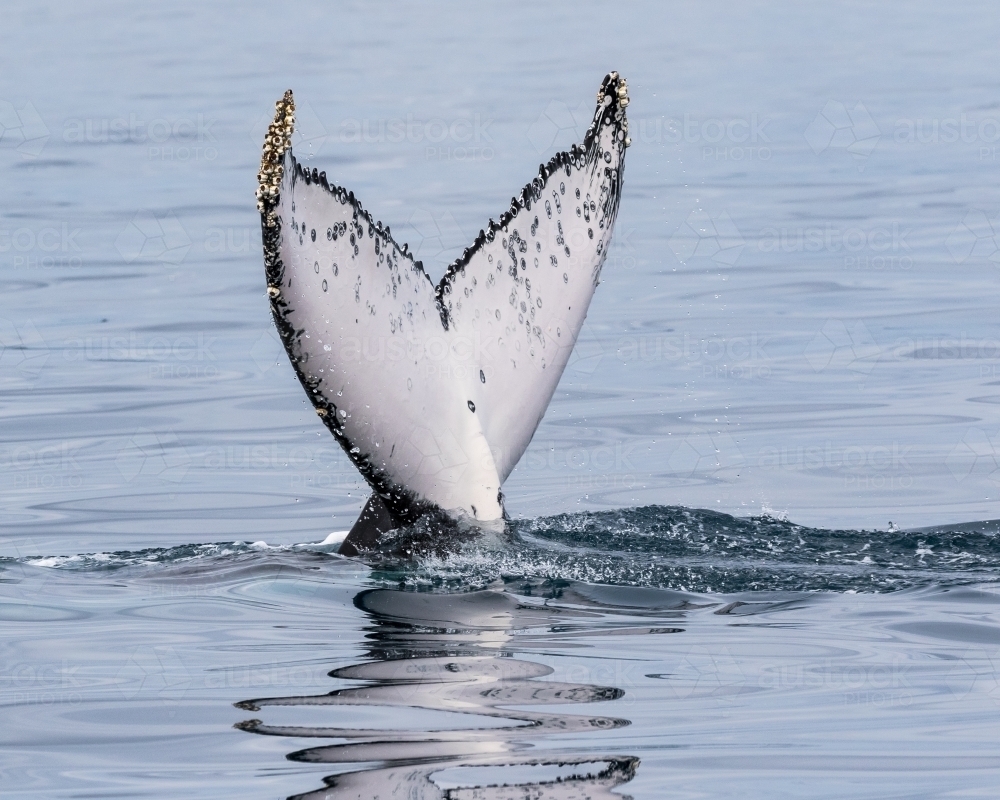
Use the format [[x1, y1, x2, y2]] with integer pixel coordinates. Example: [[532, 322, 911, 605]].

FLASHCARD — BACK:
[[289, 756, 639, 800], [235, 653, 629, 742], [236, 587, 650, 799]]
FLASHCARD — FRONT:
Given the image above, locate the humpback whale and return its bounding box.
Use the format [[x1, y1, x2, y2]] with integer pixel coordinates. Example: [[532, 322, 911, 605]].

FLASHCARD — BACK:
[[257, 73, 630, 555]]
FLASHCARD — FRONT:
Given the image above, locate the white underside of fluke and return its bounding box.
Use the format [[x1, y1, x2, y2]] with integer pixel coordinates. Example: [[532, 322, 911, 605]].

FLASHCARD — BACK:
[[260, 74, 629, 525]]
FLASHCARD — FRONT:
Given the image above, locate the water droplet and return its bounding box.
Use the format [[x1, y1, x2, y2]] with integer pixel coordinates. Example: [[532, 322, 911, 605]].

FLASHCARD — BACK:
[[322, 279, 328, 292], [480, 370, 486, 383], [467, 400, 476, 412]]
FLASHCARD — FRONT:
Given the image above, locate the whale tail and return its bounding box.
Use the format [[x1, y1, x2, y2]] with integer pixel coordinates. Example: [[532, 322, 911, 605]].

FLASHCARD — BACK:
[[257, 74, 630, 553]]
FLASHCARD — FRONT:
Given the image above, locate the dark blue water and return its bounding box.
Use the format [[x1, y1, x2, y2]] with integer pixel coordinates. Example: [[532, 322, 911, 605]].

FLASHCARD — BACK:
[[4, 1, 1000, 797]]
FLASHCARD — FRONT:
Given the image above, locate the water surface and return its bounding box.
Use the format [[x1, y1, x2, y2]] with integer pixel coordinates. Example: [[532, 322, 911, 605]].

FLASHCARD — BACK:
[[4, 1, 1000, 797]]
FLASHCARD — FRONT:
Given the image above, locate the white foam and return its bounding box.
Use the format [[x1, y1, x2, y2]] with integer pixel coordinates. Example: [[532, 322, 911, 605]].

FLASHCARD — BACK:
[[319, 530, 349, 545]]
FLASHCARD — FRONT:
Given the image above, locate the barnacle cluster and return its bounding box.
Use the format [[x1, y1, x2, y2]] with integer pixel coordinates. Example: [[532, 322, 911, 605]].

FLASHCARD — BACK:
[[256, 90, 295, 215], [596, 72, 631, 148]]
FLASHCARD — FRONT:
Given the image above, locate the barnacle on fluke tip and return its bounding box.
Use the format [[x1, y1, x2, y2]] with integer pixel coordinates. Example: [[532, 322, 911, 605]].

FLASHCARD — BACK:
[[256, 89, 294, 217]]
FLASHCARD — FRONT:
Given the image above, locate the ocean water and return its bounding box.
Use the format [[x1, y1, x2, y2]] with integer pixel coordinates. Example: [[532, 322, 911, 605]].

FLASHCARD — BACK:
[[4, 1, 1000, 797]]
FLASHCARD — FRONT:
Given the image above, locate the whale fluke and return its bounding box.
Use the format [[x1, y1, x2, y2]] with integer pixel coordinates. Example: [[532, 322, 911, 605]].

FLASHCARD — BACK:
[[257, 74, 630, 553]]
